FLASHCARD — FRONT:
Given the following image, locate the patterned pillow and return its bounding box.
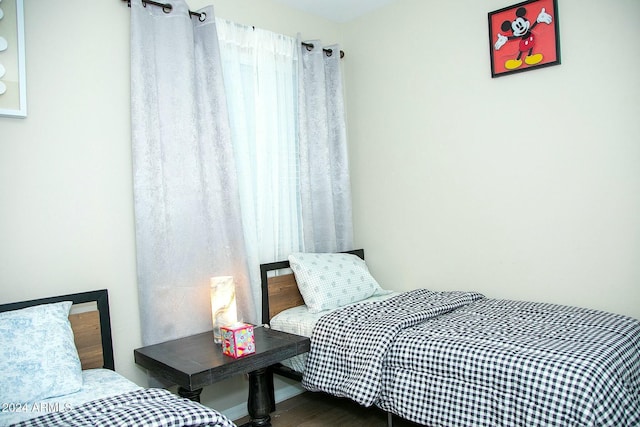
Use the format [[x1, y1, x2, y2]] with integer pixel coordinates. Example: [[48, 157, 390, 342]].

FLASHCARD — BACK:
[[0, 301, 83, 404], [288, 252, 390, 313]]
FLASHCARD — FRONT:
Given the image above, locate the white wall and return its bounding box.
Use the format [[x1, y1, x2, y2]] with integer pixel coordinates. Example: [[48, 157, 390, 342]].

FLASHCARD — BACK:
[[0, 0, 340, 419], [0, 0, 139, 379], [344, 0, 640, 319]]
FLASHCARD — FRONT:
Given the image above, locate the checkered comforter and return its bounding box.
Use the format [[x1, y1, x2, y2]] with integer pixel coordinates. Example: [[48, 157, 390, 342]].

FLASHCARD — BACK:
[[11, 388, 236, 427], [302, 289, 485, 404], [302, 289, 640, 427]]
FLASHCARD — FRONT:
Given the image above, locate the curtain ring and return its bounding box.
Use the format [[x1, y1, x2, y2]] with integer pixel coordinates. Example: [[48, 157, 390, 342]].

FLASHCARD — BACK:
[[199, 11, 207, 22], [162, 4, 172, 13], [305, 43, 314, 52], [325, 49, 333, 57]]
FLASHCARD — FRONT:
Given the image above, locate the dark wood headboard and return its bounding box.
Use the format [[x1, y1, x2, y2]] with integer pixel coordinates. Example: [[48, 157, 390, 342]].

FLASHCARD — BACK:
[[0, 289, 115, 371], [260, 249, 365, 325]]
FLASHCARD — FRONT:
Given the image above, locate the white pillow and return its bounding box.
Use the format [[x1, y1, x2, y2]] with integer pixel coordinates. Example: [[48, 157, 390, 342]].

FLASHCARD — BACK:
[[288, 252, 390, 313], [0, 301, 83, 404]]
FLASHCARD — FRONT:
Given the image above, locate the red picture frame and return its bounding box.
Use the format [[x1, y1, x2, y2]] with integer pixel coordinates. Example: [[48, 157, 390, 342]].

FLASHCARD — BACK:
[[488, 0, 561, 78]]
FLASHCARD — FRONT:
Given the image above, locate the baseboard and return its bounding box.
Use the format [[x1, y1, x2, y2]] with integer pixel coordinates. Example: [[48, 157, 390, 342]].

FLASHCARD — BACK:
[[223, 382, 305, 421]]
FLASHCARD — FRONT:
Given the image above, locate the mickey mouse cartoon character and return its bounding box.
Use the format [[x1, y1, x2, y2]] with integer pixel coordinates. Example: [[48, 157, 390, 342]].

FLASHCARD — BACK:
[[494, 7, 553, 70]]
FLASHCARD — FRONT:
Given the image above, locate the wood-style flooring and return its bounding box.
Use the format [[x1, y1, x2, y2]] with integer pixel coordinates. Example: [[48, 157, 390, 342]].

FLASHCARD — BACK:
[[233, 391, 423, 427]]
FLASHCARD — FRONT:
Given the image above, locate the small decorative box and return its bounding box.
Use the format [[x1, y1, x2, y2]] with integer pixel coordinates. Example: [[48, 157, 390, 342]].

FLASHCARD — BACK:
[[221, 323, 255, 358]]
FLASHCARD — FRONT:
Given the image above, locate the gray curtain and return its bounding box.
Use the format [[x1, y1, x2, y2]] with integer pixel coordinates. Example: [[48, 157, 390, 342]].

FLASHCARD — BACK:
[[130, 0, 255, 346], [298, 40, 354, 252]]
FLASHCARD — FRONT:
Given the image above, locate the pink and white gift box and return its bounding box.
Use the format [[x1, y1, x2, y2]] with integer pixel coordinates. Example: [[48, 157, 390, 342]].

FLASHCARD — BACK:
[[221, 323, 255, 358]]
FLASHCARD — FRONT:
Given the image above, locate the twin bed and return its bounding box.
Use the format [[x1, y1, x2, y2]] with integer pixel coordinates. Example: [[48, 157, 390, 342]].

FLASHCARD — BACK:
[[0, 289, 236, 427], [261, 249, 640, 427]]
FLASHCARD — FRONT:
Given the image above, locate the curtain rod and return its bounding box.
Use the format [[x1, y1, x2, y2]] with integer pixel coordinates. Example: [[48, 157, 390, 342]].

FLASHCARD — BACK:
[[122, 0, 206, 21], [302, 42, 345, 59], [122, 0, 345, 58]]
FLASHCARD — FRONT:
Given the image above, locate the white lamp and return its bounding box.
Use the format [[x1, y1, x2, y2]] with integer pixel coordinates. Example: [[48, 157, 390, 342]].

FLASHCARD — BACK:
[[210, 276, 238, 343]]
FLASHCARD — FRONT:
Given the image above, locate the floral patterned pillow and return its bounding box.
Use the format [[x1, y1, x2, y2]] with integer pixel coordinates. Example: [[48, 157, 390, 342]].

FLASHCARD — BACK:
[[288, 252, 391, 313], [0, 301, 83, 403]]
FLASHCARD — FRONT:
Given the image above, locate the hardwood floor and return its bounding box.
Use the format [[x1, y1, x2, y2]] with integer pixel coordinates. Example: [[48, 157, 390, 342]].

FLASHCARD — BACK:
[[233, 391, 422, 427]]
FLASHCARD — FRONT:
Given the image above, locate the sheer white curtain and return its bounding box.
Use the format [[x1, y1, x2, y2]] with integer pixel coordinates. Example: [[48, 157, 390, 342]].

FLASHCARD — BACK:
[[130, 0, 255, 345], [298, 40, 354, 252], [215, 19, 303, 320]]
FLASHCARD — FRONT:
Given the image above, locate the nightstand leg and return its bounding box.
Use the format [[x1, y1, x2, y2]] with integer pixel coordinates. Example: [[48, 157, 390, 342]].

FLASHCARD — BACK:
[[266, 368, 275, 412], [178, 386, 203, 402], [247, 368, 271, 426]]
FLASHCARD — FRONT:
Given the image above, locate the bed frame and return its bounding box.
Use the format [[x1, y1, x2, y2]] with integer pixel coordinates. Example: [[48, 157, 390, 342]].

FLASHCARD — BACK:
[[0, 289, 115, 371]]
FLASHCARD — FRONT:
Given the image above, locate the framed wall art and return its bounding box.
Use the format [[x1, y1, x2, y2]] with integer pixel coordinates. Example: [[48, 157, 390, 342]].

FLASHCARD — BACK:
[[0, 0, 27, 118], [488, 0, 560, 78]]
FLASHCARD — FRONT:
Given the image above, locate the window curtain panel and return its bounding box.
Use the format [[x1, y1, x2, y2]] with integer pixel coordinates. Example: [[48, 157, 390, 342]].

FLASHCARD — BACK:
[[215, 19, 302, 321], [130, 0, 255, 346], [298, 40, 354, 253]]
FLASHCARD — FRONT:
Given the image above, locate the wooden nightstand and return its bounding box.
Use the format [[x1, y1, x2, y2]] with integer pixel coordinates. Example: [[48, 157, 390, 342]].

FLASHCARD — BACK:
[[134, 326, 310, 427]]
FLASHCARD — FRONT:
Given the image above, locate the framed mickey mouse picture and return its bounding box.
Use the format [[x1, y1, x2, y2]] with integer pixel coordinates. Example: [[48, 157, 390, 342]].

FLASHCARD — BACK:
[[488, 0, 561, 78]]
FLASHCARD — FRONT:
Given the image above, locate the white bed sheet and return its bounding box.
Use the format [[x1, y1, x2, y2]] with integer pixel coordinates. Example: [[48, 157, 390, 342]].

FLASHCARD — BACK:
[[270, 292, 398, 372], [0, 368, 141, 426]]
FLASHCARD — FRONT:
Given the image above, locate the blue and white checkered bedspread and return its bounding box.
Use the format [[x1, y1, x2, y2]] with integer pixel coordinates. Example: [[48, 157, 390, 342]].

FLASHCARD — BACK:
[[303, 289, 640, 426], [10, 388, 236, 427]]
